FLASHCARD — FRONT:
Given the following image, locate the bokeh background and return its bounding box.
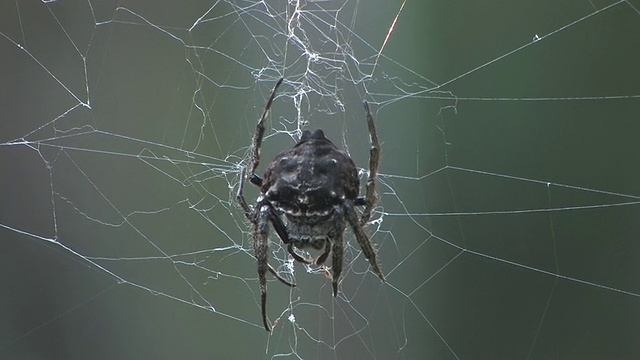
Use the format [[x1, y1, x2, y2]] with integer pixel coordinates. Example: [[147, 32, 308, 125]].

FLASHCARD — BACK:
[[1, 1, 640, 359]]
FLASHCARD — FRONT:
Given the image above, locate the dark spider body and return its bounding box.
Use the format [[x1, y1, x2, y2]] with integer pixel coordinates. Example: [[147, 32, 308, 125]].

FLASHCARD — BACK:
[[262, 128, 358, 241], [262, 129, 359, 218], [237, 78, 385, 331]]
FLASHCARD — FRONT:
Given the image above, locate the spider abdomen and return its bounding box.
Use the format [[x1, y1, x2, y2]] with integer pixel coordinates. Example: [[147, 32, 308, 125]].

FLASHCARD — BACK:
[[262, 129, 360, 217]]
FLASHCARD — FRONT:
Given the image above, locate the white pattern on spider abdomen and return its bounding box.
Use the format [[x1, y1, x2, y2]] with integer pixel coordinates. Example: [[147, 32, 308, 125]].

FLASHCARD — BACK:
[[261, 129, 360, 217], [261, 129, 355, 251], [281, 210, 345, 250]]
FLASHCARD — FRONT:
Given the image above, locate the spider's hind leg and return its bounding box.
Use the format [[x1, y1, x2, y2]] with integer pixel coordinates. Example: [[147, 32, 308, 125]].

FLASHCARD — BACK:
[[253, 204, 271, 331], [345, 200, 385, 282], [360, 101, 381, 226]]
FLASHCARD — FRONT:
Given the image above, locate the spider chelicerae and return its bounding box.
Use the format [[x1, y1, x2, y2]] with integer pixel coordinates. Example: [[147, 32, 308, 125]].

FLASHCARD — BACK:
[[237, 78, 385, 331]]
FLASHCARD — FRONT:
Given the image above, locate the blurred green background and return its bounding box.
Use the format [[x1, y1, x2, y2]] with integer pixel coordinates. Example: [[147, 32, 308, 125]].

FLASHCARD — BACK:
[[1, 1, 640, 359]]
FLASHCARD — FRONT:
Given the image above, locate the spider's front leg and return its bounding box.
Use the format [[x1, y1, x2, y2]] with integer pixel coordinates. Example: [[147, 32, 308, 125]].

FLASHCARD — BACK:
[[247, 77, 284, 180]]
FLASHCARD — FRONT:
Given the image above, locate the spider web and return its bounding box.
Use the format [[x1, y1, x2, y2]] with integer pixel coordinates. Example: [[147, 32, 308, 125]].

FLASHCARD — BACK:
[[2, 0, 640, 358]]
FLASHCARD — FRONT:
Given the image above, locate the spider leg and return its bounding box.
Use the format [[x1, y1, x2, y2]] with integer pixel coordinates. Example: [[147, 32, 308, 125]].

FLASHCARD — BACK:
[[237, 78, 289, 332], [267, 205, 289, 245], [330, 232, 344, 297], [236, 167, 253, 220], [316, 239, 331, 265], [253, 200, 296, 330], [324, 205, 347, 296], [266, 211, 296, 286], [248, 77, 284, 180], [254, 204, 272, 331], [345, 200, 385, 282], [268, 263, 295, 287], [250, 174, 263, 187], [287, 243, 312, 264], [360, 101, 380, 226]]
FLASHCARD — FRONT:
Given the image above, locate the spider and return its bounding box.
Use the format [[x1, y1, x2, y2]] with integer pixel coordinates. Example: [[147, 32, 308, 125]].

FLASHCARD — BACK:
[[237, 78, 385, 331]]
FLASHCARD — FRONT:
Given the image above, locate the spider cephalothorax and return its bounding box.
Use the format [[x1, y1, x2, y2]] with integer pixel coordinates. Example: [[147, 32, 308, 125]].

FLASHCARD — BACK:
[[237, 78, 385, 331]]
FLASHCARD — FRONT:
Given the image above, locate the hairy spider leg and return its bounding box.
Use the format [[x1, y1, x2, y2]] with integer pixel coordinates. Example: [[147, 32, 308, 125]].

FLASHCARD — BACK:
[[345, 200, 385, 283], [237, 168, 294, 331], [327, 205, 348, 296], [331, 232, 345, 297], [360, 101, 381, 226], [248, 77, 284, 179], [254, 203, 271, 331], [316, 239, 332, 265]]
